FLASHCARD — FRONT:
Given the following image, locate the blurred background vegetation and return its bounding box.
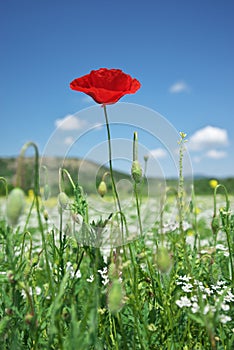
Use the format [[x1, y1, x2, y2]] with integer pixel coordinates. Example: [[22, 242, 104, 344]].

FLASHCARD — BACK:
[[0, 157, 233, 197]]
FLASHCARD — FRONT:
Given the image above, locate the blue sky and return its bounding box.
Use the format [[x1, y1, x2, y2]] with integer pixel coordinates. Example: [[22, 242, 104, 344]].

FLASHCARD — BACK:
[[1, 0, 234, 178]]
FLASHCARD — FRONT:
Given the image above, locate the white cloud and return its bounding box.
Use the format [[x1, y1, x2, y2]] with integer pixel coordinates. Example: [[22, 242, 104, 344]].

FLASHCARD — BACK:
[[64, 136, 75, 146], [55, 114, 87, 131], [188, 126, 229, 151], [148, 148, 167, 159], [205, 149, 227, 159], [169, 81, 190, 93]]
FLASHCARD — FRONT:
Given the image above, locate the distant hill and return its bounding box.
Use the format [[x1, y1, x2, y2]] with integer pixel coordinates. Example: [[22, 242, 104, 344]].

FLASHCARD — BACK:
[[0, 157, 234, 196]]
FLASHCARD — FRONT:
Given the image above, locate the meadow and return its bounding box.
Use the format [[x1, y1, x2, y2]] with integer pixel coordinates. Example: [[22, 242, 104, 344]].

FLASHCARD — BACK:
[[0, 69, 234, 349], [0, 139, 233, 350]]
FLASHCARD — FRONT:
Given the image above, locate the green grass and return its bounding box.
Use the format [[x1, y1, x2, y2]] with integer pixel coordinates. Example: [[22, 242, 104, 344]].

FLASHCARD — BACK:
[[0, 138, 234, 350], [0, 188, 234, 349]]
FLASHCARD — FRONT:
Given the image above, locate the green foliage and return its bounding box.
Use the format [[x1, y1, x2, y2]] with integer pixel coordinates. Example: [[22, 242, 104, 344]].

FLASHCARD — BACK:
[[0, 156, 234, 349]]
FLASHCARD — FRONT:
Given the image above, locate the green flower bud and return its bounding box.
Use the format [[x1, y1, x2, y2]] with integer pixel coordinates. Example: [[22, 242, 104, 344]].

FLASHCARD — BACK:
[[43, 184, 50, 201], [6, 187, 25, 225], [156, 247, 172, 273], [211, 215, 219, 235], [98, 180, 107, 197], [108, 280, 123, 314], [108, 262, 117, 280], [25, 313, 34, 325], [43, 209, 49, 221], [58, 192, 69, 209], [131, 160, 142, 184]]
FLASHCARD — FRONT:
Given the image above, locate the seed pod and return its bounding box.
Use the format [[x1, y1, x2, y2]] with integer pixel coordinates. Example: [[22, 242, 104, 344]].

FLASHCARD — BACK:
[[6, 187, 25, 225], [98, 180, 107, 197], [131, 160, 142, 184], [58, 192, 69, 209]]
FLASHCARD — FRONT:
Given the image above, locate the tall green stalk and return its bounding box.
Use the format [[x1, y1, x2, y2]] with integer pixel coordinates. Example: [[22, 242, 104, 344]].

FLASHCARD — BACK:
[[19, 142, 55, 298], [214, 184, 233, 289], [103, 105, 124, 243], [103, 105, 122, 215]]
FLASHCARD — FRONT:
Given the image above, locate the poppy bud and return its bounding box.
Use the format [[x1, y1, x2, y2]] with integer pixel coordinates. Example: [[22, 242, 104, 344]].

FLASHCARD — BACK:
[[6, 187, 25, 225], [98, 180, 107, 197], [43, 209, 49, 221], [108, 280, 123, 313], [25, 313, 34, 325], [211, 215, 219, 235], [156, 246, 172, 273], [7, 271, 16, 284], [43, 184, 50, 201], [108, 262, 117, 280], [58, 192, 69, 209], [131, 160, 142, 184], [144, 155, 149, 162]]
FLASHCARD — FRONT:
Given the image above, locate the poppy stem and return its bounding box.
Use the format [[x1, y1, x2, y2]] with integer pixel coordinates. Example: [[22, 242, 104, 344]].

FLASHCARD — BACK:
[[103, 105, 123, 231]]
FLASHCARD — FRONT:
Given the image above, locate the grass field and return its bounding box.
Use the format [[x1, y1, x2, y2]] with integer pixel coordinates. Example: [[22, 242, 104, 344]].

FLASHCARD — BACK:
[[0, 180, 234, 349], [0, 136, 234, 349]]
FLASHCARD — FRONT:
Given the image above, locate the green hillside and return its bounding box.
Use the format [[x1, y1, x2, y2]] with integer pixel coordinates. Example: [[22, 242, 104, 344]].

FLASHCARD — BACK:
[[0, 157, 234, 196]]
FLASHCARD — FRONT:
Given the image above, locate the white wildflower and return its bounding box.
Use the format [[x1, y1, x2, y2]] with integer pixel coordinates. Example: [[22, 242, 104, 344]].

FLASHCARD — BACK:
[[35, 286, 42, 295], [182, 283, 193, 293], [200, 249, 208, 254], [176, 296, 192, 308], [98, 267, 110, 286], [75, 269, 82, 278], [204, 287, 213, 296], [177, 275, 192, 282], [211, 284, 221, 291], [220, 315, 232, 324], [221, 303, 230, 311], [191, 302, 199, 313], [216, 244, 228, 251], [223, 251, 229, 257], [224, 290, 234, 303], [217, 280, 226, 286], [86, 275, 94, 283], [191, 295, 198, 302], [203, 305, 210, 315]]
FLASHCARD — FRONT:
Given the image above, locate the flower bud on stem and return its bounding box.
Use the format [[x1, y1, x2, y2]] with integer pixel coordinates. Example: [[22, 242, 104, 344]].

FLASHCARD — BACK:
[[98, 172, 110, 197], [131, 132, 142, 184]]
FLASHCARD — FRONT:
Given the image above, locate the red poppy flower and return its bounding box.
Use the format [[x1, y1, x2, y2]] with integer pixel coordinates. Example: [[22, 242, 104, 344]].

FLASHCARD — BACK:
[[70, 68, 141, 104]]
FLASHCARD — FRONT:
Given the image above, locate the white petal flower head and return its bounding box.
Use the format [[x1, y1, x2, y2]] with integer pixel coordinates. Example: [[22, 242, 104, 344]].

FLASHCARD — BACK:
[[182, 283, 193, 293], [176, 296, 192, 308], [221, 303, 230, 311], [191, 302, 199, 313], [220, 315, 232, 324]]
